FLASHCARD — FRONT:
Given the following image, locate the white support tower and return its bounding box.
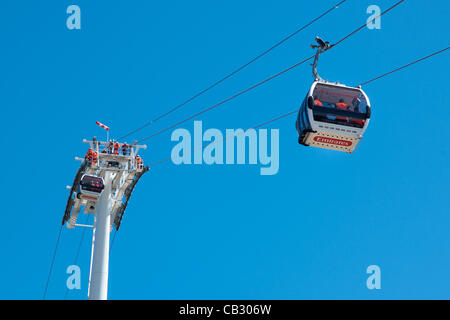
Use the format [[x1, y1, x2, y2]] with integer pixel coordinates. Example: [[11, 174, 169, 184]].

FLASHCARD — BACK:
[[63, 138, 148, 300], [88, 171, 112, 300]]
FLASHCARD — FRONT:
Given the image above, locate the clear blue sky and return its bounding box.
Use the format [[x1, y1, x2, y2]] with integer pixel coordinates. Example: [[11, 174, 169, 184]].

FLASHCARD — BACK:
[[0, 0, 449, 299]]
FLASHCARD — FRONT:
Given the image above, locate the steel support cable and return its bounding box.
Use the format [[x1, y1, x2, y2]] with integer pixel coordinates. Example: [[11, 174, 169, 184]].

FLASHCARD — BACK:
[[110, 230, 117, 255], [331, 0, 405, 48], [108, 111, 298, 258], [358, 46, 449, 86], [117, 0, 348, 140], [147, 43, 449, 168], [137, 55, 315, 143], [43, 224, 63, 300], [135, 0, 405, 144], [146, 109, 299, 167], [64, 215, 90, 300], [103, 0, 409, 261], [108, 44, 447, 295], [65, 217, 118, 299]]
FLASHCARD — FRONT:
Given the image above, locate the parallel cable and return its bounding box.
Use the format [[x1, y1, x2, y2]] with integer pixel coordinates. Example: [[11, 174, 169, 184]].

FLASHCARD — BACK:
[[43, 224, 63, 300], [147, 41, 449, 168], [137, 55, 315, 143], [64, 215, 90, 300], [136, 0, 405, 144], [110, 33, 447, 258], [358, 46, 449, 86], [146, 110, 298, 167], [110, 229, 117, 254], [331, 0, 405, 48], [117, 0, 348, 140], [108, 0, 407, 254]]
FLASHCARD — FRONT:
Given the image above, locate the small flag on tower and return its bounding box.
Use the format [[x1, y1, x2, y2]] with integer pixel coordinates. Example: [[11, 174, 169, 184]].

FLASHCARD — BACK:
[[96, 121, 109, 131]]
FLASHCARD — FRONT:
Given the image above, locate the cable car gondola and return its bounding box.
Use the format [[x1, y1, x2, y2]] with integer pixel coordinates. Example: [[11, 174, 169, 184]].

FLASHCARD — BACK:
[[77, 174, 105, 201], [296, 37, 371, 153]]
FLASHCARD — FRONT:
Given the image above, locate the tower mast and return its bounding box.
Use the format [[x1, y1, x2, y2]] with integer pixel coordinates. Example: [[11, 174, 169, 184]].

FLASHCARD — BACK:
[[62, 136, 148, 300]]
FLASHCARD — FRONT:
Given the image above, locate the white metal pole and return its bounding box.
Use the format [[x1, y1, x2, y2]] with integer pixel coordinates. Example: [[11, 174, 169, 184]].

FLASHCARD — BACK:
[[88, 171, 112, 300]]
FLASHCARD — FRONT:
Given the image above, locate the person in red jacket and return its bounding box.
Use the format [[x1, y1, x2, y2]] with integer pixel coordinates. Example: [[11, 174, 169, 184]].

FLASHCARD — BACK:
[[136, 155, 143, 169], [86, 148, 93, 165], [335, 98, 348, 122], [314, 96, 323, 107], [92, 151, 98, 165]]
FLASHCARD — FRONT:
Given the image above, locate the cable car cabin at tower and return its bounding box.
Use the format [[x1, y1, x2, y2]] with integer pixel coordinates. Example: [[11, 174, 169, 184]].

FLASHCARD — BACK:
[[77, 174, 104, 201], [63, 139, 148, 230], [296, 81, 371, 153]]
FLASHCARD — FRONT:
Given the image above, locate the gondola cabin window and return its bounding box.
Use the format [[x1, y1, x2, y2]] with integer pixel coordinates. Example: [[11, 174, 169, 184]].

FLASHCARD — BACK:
[[312, 84, 368, 128]]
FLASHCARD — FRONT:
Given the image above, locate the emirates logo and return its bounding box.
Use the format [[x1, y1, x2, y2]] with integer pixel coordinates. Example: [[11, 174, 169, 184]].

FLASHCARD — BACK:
[[313, 136, 353, 147]]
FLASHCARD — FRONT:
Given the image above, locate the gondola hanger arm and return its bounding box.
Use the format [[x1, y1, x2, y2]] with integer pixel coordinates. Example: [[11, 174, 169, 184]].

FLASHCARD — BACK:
[[311, 36, 332, 81]]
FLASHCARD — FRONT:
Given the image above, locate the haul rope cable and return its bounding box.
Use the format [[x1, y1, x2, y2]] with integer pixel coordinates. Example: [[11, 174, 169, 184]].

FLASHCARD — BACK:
[[358, 46, 450, 86], [135, 0, 406, 144], [64, 214, 91, 300], [69, 6, 449, 300], [117, 0, 348, 140], [43, 224, 63, 300], [48, 0, 407, 299], [145, 45, 449, 168]]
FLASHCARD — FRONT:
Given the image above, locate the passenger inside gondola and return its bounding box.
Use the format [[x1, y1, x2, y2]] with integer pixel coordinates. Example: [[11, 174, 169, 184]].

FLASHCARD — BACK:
[[314, 96, 323, 107], [311, 84, 367, 128], [335, 98, 349, 122], [349, 97, 365, 126]]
